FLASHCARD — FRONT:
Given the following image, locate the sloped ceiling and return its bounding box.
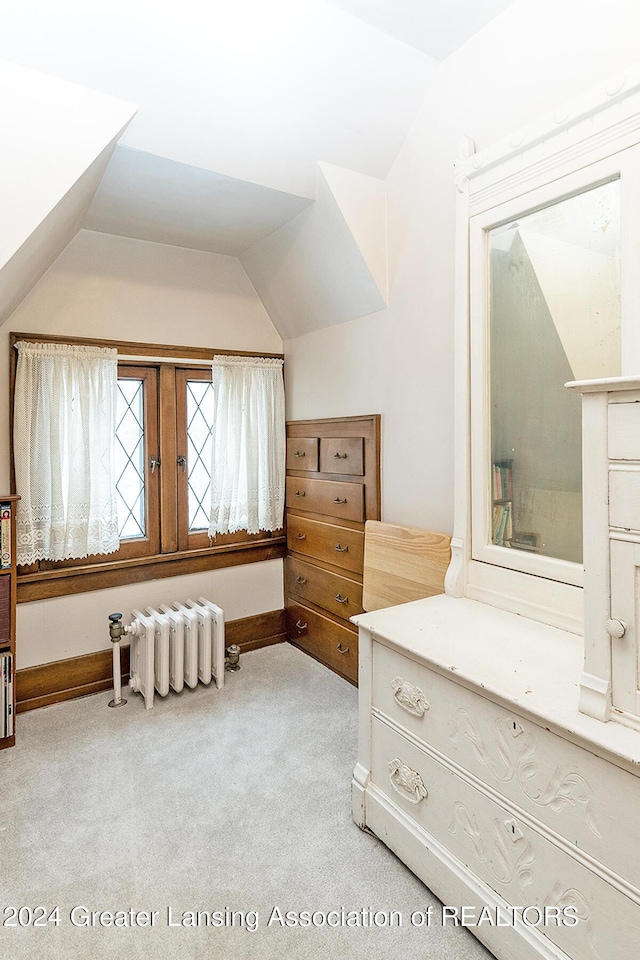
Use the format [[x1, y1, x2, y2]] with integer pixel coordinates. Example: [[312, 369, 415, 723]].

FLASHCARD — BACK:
[[0, 59, 135, 324], [84, 146, 312, 257], [241, 164, 388, 339], [326, 0, 516, 59], [0, 0, 517, 337], [0, 0, 440, 199]]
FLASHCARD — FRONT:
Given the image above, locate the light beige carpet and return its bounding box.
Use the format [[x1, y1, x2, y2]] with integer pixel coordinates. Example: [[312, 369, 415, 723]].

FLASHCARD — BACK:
[[0, 643, 493, 960]]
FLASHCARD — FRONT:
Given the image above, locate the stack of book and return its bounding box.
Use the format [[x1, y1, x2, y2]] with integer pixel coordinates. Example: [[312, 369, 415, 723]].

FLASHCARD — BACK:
[[492, 460, 513, 502], [0, 652, 13, 738], [492, 460, 513, 547], [0, 501, 10, 569], [492, 502, 513, 546]]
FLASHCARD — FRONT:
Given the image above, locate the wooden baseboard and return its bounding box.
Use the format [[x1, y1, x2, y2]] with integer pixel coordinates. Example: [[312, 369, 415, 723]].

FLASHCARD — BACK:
[[16, 609, 286, 714], [16, 647, 131, 714], [226, 609, 286, 653]]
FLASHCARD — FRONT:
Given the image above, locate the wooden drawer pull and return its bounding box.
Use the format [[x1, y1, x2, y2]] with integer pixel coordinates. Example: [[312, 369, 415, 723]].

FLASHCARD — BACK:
[[391, 677, 430, 718], [334, 593, 349, 604], [295, 533, 307, 540], [294, 451, 306, 458], [388, 759, 428, 805], [334, 452, 348, 459], [336, 643, 350, 655], [295, 576, 307, 585], [294, 490, 306, 498], [335, 543, 349, 552], [295, 620, 308, 631], [333, 497, 347, 504]]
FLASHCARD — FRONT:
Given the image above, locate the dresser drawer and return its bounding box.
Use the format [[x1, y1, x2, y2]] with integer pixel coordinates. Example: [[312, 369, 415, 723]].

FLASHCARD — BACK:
[[609, 465, 640, 530], [286, 557, 363, 620], [608, 396, 640, 460], [371, 640, 640, 893], [286, 437, 318, 471], [287, 602, 357, 682], [370, 715, 640, 960], [319, 437, 364, 475], [287, 515, 364, 574], [286, 476, 364, 522]]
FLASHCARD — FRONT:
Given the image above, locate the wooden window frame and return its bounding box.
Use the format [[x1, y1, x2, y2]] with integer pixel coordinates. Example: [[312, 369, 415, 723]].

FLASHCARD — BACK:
[[9, 333, 286, 602]]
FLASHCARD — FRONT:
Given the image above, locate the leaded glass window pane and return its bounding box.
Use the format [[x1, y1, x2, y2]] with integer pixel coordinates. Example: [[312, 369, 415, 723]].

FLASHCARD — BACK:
[[186, 380, 214, 531], [115, 379, 146, 539]]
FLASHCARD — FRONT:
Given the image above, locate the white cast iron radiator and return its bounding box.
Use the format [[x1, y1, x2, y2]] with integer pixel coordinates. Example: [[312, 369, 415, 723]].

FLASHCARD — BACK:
[[128, 598, 225, 709]]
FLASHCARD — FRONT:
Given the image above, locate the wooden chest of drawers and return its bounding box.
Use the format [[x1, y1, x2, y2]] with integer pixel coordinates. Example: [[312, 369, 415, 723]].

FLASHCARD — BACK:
[[285, 415, 380, 684]]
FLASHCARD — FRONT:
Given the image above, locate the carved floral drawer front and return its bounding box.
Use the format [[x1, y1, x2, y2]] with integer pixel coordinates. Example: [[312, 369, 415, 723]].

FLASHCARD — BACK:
[[370, 716, 640, 960], [371, 642, 640, 893]]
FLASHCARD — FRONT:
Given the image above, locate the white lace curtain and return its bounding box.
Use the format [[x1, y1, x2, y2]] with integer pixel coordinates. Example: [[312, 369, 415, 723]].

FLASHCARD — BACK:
[[13, 341, 120, 565], [208, 355, 285, 536]]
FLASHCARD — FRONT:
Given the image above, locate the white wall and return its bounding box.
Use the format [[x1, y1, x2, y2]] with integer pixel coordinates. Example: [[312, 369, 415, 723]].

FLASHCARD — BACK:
[[17, 561, 283, 669], [2, 230, 284, 668], [2, 228, 282, 364], [284, 0, 640, 536]]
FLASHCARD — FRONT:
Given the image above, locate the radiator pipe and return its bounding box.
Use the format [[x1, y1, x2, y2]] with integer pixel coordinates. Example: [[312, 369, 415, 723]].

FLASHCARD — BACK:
[[108, 613, 129, 708]]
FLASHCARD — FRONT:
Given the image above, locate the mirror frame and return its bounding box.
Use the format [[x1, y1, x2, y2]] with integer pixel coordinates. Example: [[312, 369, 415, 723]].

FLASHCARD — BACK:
[[447, 63, 640, 634]]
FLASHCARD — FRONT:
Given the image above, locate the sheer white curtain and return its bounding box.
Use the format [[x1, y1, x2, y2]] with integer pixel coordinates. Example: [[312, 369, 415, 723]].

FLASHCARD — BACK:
[[13, 341, 120, 565], [208, 356, 285, 536]]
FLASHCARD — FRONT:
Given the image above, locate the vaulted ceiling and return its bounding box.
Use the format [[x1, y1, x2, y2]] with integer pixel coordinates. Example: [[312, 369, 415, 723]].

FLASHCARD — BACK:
[[326, 0, 516, 58], [0, 0, 516, 335]]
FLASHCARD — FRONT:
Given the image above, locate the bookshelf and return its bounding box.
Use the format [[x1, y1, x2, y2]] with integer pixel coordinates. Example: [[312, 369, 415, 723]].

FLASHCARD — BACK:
[[1, 496, 19, 750]]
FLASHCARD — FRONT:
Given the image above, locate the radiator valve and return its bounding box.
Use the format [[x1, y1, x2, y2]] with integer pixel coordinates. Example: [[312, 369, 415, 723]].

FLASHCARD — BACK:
[[225, 644, 241, 671], [108, 612, 125, 641]]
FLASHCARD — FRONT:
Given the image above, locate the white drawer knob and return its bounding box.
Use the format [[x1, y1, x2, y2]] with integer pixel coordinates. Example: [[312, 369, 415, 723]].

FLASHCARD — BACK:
[[606, 618, 627, 639]]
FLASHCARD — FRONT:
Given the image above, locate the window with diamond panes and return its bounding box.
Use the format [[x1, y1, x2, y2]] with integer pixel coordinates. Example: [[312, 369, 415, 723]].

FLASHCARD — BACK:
[[186, 379, 214, 531], [115, 378, 146, 539], [11, 339, 280, 596]]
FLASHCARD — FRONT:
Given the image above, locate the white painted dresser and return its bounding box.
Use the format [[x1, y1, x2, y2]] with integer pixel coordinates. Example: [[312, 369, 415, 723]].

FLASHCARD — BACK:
[[352, 66, 640, 960], [352, 595, 640, 960]]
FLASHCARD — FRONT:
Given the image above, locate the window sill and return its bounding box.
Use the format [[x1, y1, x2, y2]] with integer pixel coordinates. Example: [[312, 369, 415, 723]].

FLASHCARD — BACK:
[[17, 536, 287, 602]]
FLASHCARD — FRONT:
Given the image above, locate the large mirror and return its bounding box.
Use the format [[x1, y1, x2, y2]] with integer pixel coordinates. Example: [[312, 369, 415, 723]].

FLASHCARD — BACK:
[[488, 179, 621, 564]]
